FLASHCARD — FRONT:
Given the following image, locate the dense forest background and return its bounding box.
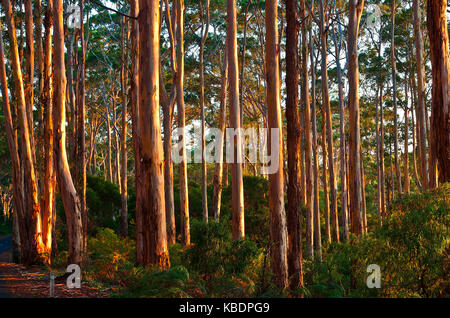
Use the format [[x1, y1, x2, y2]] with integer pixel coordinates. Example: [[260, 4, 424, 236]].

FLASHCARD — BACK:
[[0, 0, 448, 298]]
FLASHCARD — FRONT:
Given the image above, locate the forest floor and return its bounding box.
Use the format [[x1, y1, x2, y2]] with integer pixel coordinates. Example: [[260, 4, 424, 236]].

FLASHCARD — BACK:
[[0, 247, 109, 298]]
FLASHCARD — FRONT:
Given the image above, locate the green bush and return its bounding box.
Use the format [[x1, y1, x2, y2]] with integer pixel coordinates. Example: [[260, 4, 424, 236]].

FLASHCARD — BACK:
[[184, 219, 258, 277], [306, 184, 450, 298], [86, 175, 121, 233], [86, 228, 135, 284], [116, 265, 206, 298]]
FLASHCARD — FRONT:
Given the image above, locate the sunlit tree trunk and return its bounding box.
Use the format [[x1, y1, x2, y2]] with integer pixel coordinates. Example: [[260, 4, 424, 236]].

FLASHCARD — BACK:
[[120, 15, 128, 237], [310, 29, 326, 258], [266, 0, 288, 289], [426, 0, 449, 184], [391, 0, 402, 195], [286, 0, 303, 289], [347, 0, 364, 235], [161, 0, 177, 245], [404, 80, 410, 194], [375, 85, 383, 226], [24, 0, 35, 162], [199, 0, 210, 223], [321, 109, 330, 248], [212, 53, 228, 221], [300, 0, 314, 258], [319, 0, 339, 242], [227, 0, 245, 240], [176, 0, 190, 245], [2, 0, 44, 264], [42, 0, 54, 255], [130, 0, 143, 263], [332, 17, 349, 240], [0, 20, 27, 263], [138, 0, 170, 268], [53, 0, 83, 264], [77, 0, 87, 251], [412, 0, 429, 189]]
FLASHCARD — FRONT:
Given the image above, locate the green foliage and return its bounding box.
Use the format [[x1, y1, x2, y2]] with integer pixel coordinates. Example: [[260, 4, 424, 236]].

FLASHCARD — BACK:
[[116, 265, 202, 298], [221, 176, 270, 245], [86, 175, 121, 233], [305, 185, 450, 298], [86, 228, 135, 284], [183, 219, 259, 279]]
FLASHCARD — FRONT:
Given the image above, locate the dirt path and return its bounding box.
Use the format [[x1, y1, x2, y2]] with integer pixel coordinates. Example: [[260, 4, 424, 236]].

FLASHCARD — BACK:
[[0, 236, 108, 298], [0, 262, 110, 298]]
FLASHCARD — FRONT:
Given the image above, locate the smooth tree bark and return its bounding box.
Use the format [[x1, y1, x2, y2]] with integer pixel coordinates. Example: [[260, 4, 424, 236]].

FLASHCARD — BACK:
[[266, 0, 288, 289], [309, 26, 324, 259], [332, 16, 349, 240], [285, 0, 303, 289], [53, 0, 84, 264], [227, 0, 245, 240], [161, 0, 177, 245], [0, 20, 28, 263], [426, 0, 449, 183], [412, 0, 429, 189], [137, 0, 170, 268], [2, 0, 44, 264], [120, 15, 128, 237], [390, 0, 402, 195], [300, 0, 314, 259], [321, 109, 330, 250], [199, 0, 210, 223], [212, 53, 228, 221], [42, 0, 54, 254], [24, 0, 35, 161], [176, 0, 190, 245], [77, 0, 87, 250], [403, 79, 410, 194], [347, 0, 364, 235], [130, 0, 143, 263], [319, 0, 339, 242]]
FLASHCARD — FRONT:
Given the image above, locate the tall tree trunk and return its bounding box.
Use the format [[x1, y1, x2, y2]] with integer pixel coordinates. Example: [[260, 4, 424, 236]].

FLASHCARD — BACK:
[[2, 0, 44, 264], [227, 0, 245, 240], [199, 0, 210, 223], [42, 0, 54, 255], [360, 147, 367, 233], [161, 0, 177, 245], [77, 0, 87, 251], [212, 53, 228, 221], [426, 0, 449, 183], [391, 0, 402, 195], [332, 17, 349, 240], [375, 85, 383, 226], [53, 0, 83, 265], [176, 0, 190, 245], [239, 0, 251, 126], [379, 82, 386, 217], [412, 0, 429, 189], [321, 109, 330, 248], [310, 28, 326, 255], [404, 80, 411, 194], [137, 0, 170, 268], [266, 0, 288, 289], [319, 0, 339, 242], [130, 0, 142, 263], [24, 0, 35, 163], [0, 20, 27, 264], [347, 0, 364, 235], [106, 104, 113, 183], [120, 15, 128, 237], [286, 0, 303, 289], [300, 0, 314, 259]]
